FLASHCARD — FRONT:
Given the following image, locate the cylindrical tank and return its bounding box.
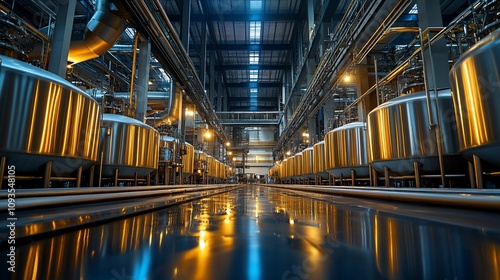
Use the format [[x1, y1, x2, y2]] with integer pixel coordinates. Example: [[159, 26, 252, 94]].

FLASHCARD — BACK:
[[449, 28, 500, 167], [100, 114, 159, 177], [159, 136, 178, 162], [293, 152, 303, 180], [313, 141, 329, 179], [207, 155, 215, 178], [0, 55, 101, 175], [182, 143, 194, 175], [367, 90, 465, 175], [325, 122, 369, 178], [302, 147, 314, 179], [287, 156, 295, 180]]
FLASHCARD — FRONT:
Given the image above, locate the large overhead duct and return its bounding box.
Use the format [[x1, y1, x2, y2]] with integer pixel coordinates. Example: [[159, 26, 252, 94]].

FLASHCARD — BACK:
[[68, 0, 126, 64]]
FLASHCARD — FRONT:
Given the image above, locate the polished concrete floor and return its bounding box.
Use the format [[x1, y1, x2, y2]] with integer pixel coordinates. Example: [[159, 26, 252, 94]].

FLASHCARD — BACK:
[[2, 185, 500, 279]]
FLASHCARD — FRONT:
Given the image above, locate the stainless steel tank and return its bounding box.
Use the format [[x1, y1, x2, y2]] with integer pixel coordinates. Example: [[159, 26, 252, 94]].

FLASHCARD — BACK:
[[367, 90, 465, 175], [0, 55, 101, 175], [325, 122, 369, 178], [285, 157, 293, 180], [313, 141, 329, 179], [302, 147, 314, 179], [293, 152, 303, 180], [182, 142, 194, 175], [100, 114, 159, 177], [449, 28, 500, 166]]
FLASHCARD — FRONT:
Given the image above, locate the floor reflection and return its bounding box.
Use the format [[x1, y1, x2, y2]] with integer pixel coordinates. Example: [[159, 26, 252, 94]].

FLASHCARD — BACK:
[[2, 185, 500, 279]]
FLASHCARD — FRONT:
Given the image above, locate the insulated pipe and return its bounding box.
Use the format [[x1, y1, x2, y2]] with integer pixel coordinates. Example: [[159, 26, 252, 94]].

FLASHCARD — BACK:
[[67, 0, 126, 64]]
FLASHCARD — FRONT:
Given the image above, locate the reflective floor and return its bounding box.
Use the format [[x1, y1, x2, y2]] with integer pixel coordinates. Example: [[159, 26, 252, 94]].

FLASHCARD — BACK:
[[2, 185, 500, 280]]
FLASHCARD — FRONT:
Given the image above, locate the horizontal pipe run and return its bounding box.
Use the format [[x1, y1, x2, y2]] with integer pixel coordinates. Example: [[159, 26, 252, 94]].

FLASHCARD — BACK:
[[264, 184, 500, 210]]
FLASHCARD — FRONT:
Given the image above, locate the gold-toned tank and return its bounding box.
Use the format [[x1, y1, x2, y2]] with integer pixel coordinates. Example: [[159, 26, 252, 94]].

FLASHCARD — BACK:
[[313, 141, 329, 179], [302, 147, 314, 179], [207, 155, 216, 178], [294, 152, 303, 179], [182, 142, 194, 175], [0, 55, 101, 175], [324, 122, 369, 178], [100, 114, 159, 177], [449, 28, 500, 166]]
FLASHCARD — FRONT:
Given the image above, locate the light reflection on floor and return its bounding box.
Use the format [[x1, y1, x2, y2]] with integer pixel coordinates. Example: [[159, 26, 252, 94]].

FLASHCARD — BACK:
[[1, 185, 500, 280]]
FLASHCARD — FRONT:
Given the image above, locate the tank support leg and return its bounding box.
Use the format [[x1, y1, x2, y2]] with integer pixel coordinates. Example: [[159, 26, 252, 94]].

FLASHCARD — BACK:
[[155, 170, 159, 185], [147, 173, 151, 186], [76, 166, 82, 188], [468, 161, 476, 188], [384, 166, 390, 188], [414, 162, 421, 188], [351, 170, 356, 186], [134, 172, 138, 186], [44, 161, 52, 188], [473, 155, 483, 189], [89, 166, 95, 187], [0, 157, 6, 189], [371, 166, 378, 187], [114, 168, 119, 187], [340, 174, 343, 186]]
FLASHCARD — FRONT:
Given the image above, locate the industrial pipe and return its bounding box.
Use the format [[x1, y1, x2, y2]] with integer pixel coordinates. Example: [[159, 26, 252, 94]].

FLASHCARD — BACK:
[[67, 0, 126, 64]]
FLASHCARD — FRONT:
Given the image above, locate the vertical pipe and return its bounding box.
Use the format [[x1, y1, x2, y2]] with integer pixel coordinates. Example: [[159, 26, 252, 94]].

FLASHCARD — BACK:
[[374, 57, 381, 106], [414, 161, 421, 188], [473, 155, 483, 189], [76, 166, 82, 188], [0, 157, 6, 189], [98, 151, 104, 187], [427, 37, 446, 188], [44, 161, 52, 188], [129, 33, 139, 107], [114, 168, 118, 187], [468, 161, 476, 189], [384, 166, 390, 187]]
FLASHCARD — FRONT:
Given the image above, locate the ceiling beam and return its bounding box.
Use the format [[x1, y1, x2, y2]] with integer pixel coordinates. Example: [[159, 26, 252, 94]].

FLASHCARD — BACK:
[[216, 64, 290, 71], [191, 44, 290, 51], [225, 82, 281, 88], [229, 106, 278, 111], [228, 97, 278, 102], [169, 13, 299, 22]]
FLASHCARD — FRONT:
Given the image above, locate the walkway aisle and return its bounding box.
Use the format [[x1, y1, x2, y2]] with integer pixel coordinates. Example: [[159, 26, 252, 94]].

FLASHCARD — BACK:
[[2, 185, 500, 279]]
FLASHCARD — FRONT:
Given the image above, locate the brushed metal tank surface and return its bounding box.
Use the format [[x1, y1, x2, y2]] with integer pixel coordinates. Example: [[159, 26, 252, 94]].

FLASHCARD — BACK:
[[182, 143, 194, 175], [100, 114, 159, 177], [325, 122, 369, 178], [0, 55, 101, 175], [293, 152, 303, 178], [302, 147, 314, 178], [313, 141, 329, 179], [285, 157, 293, 179], [367, 90, 465, 175], [207, 155, 216, 178], [449, 28, 500, 166]]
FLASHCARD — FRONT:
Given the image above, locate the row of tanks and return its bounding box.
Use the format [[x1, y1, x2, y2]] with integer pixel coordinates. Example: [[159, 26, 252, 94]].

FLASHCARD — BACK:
[[0, 54, 229, 188], [270, 25, 500, 188]]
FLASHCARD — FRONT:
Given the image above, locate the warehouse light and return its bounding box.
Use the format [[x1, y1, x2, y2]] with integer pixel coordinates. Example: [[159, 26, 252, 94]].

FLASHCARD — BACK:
[[409, 4, 418, 14]]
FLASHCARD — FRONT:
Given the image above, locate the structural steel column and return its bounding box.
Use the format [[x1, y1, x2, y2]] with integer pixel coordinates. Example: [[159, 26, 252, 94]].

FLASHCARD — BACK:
[[181, 0, 191, 53], [416, 0, 449, 89], [307, 0, 315, 43], [135, 37, 151, 122], [49, 0, 76, 77], [200, 21, 208, 87]]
